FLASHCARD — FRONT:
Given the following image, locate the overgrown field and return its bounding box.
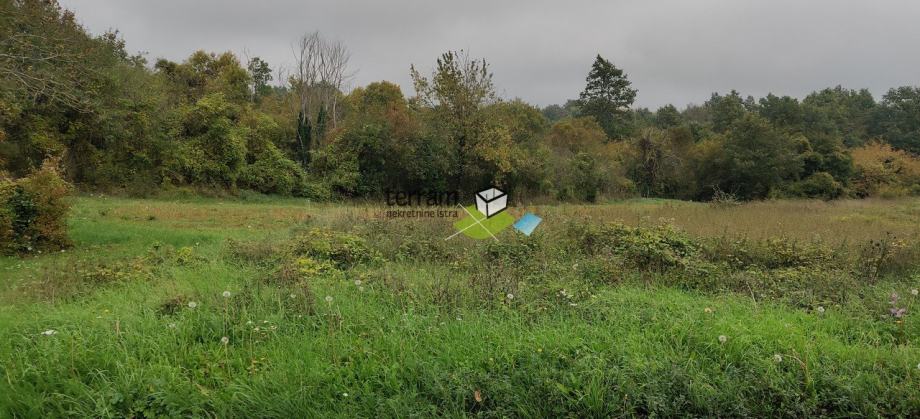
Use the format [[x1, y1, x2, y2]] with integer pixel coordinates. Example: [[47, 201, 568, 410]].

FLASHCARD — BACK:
[[3, 196, 920, 417]]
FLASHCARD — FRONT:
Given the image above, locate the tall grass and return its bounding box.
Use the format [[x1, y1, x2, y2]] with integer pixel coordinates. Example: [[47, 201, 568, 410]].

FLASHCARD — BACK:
[[2, 196, 920, 416]]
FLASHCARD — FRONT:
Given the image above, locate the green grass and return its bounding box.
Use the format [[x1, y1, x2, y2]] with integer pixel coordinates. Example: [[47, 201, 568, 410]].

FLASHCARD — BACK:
[[2, 196, 920, 416]]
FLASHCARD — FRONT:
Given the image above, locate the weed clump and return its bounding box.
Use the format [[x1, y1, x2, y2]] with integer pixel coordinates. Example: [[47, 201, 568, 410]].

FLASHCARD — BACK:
[[572, 221, 704, 272], [287, 228, 381, 269]]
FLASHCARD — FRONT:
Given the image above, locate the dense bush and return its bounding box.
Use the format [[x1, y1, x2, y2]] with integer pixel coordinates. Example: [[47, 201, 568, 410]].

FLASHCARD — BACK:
[[238, 144, 308, 196], [0, 161, 72, 254], [850, 142, 920, 197], [3, 1, 920, 202], [572, 221, 705, 271], [784, 172, 845, 199]]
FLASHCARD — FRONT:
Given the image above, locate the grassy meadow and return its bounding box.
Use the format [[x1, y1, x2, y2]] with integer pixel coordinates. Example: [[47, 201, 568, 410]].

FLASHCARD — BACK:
[[3, 196, 920, 416]]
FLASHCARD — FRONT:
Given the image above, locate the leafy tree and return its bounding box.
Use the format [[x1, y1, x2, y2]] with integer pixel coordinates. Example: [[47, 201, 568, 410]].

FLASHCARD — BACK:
[[476, 100, 548, 193], [542, 104, 569, 122], [693, 114, 802, 199], [0, 0, 102, 110], [155, 51, 251, 104], [758, 94, 803, 129], [329, 81, 421, 195], [627, 128, 694, 197], [411, 50, 496, 192], [166, 94, 247, 187], [577, 55, 637, 139], [655, 104, 682, 129], [705, 90, 747, 133], [871, 86, 920, 154], [247, 57, 272, 101], [546, 117, 633, 201], [802, 86, 875, 147]]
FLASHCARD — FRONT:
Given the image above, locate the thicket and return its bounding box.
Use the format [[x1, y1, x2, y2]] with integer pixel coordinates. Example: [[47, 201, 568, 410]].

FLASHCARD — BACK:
[[0, 160, 71, 254], [3, 1, 920, 202]]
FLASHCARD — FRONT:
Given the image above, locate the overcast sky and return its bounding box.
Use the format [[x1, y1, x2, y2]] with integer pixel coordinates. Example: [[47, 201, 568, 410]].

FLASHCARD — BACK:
[[59, 0, 920, 109]]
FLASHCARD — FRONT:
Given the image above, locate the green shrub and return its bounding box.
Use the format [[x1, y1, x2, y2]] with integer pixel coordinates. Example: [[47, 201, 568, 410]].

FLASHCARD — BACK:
[[0, 160, 72, 254], [287, 228, 381, 269], [238, 144, 308, 196], [705, 237, 835, 270], [572, 222, 704, 271], [785, 172, 845, 199]]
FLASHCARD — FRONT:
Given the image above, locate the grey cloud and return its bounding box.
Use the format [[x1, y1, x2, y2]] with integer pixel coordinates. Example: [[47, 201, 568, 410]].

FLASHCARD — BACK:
[[60, 0, 920, 108]]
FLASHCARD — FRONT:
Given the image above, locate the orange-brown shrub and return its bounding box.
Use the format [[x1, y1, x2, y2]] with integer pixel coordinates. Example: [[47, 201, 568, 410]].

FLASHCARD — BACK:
[[0, 160, 72, 254], [850, 141, 920, 198]]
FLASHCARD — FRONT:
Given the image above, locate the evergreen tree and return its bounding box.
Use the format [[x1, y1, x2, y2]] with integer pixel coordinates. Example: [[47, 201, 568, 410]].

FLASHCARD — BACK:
[[577, 55, 637, 139]]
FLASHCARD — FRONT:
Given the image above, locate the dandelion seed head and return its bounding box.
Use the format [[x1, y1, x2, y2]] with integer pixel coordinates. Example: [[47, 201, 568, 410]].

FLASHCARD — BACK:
[[816, 306, 825, 314], [354, 279, 362, 286], [289, 293, 296, 299], [773, 354, 783, 363], [167, 323, 176, 329], [325, 295, 333, 303], [41, 329, 57, 336], [220, 336, 229, 345], [222, 291, 231, 298], [506, 293, 514, 300], [187, 301, 197, 309], [912, 289, 919, 296], [718, 335, 728, 344]]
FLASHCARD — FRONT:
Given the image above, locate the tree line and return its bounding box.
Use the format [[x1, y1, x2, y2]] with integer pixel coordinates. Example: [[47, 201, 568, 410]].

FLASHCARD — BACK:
[[3, 0, 920, 203]]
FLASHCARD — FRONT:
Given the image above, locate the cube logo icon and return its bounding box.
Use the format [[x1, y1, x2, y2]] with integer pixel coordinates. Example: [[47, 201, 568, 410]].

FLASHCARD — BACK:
[[448, 186, 541, 241], [475, 187, 507, 218]]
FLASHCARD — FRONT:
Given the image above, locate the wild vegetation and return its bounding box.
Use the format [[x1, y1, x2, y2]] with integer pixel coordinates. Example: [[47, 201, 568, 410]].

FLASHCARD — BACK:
[[3, 0, 920, 205], [4, 1, 920, 416], [2, 197, 920, 416]]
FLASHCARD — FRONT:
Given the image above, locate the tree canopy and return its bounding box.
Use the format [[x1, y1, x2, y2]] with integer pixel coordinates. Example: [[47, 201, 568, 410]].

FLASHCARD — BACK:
[[3, 1, 920, 203]]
